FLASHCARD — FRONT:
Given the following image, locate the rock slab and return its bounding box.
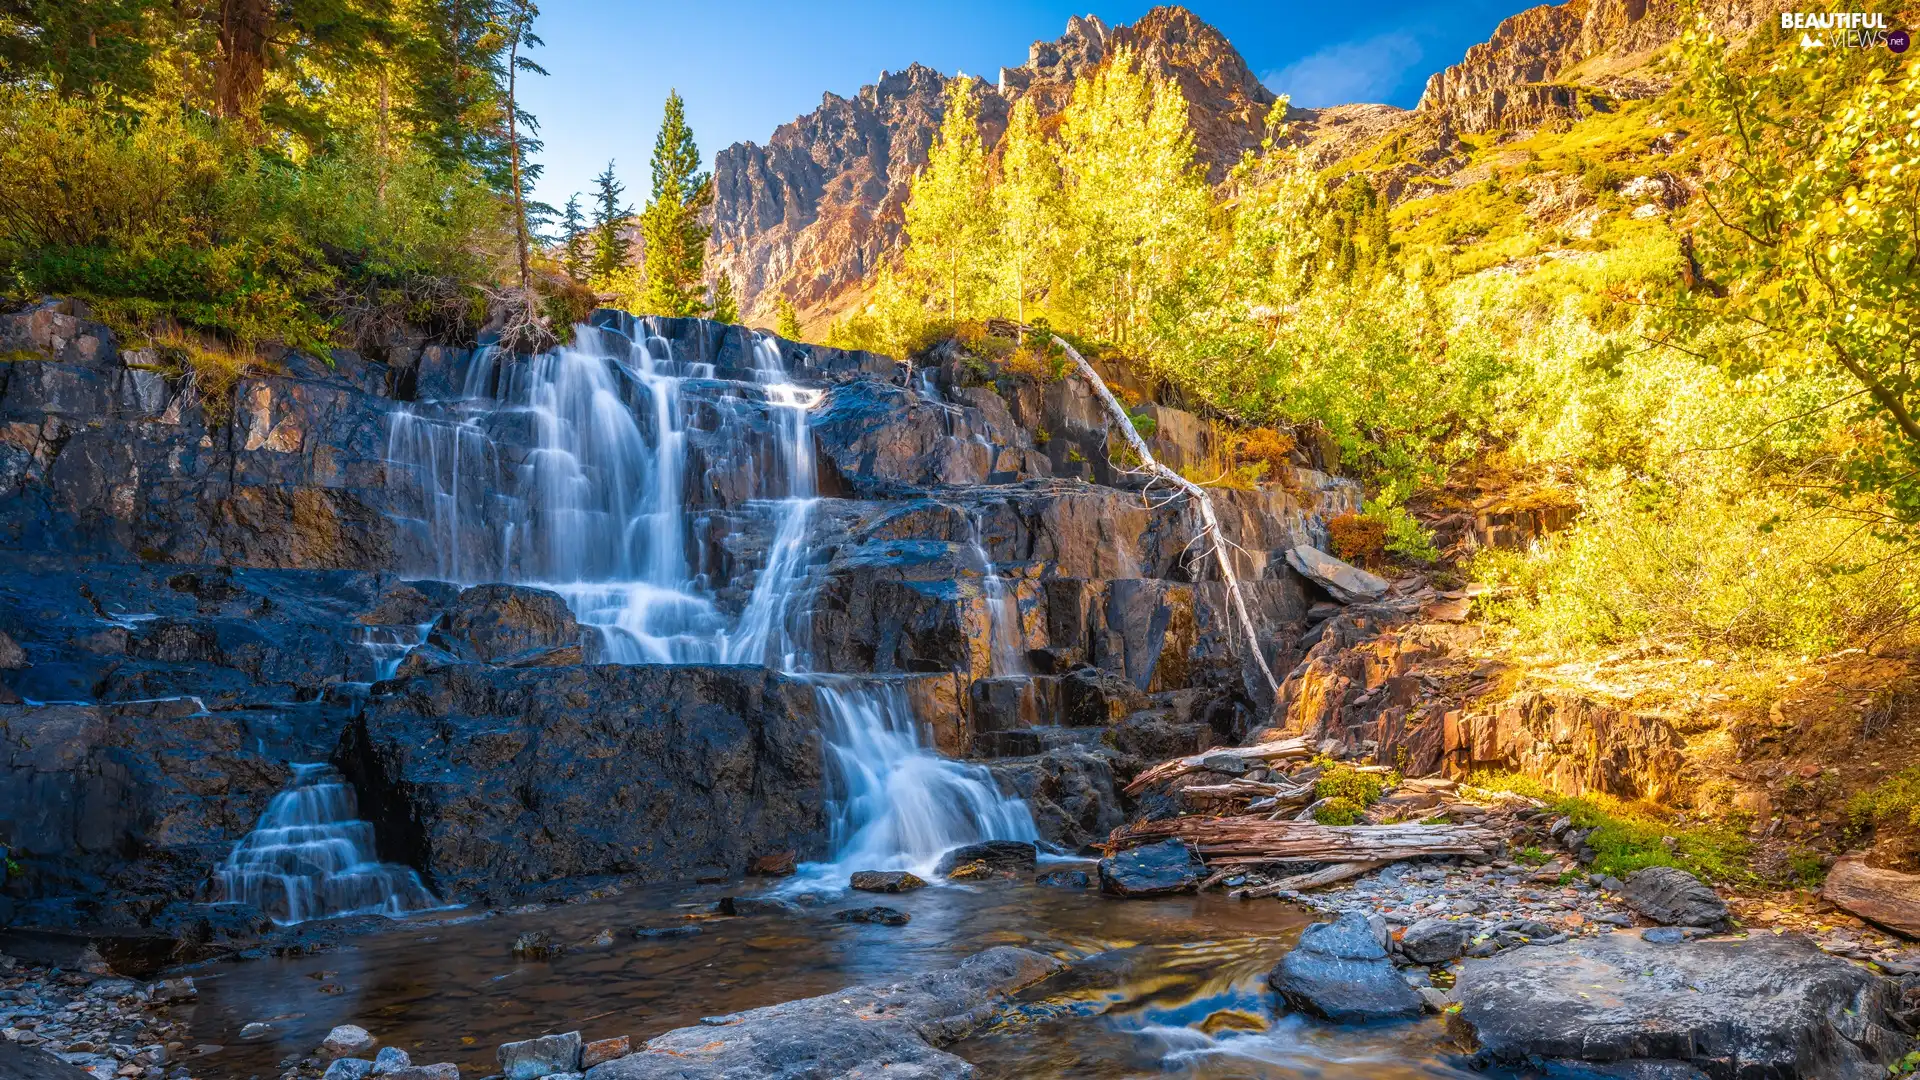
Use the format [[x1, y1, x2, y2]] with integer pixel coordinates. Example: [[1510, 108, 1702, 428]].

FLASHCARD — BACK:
[[499, 1031, 582, 1080], [1098, 839, 1203, 897], [1285, 546, 1389, 603], [933, 841, 1038, 878], [321, 1025, 378, 1059], [1451, 930, 1910, 1078], [583, 946, 1063, 1079], [1822, 857, 1920, 940], [849, 871, 927, 893], [1399, 917, 1476, 964], [1268, 911, 1424, 1022], [1620, 867, 1728, 929]]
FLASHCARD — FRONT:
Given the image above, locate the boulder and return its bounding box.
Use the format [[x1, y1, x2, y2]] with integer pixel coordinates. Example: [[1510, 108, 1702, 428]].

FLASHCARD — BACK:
[[1451, 930, 1909, 1078], [1035, 869, 1092, 890], [429, 584, 588, 663], [580, 1037, 630, 1070], [1097, 839, 1204, 898], [371, 1047, 412, 1075], [323, 1061, 375, 1080], [933, 841, 1037, 878], [836, 906, 911, 926], [583, 947, 1062, 1079], [499, 1030, 582, 1080], [1399, 917, 1476, 964], [0, 1041, 97, 1080], [321, 1025, 379, 1059], [383, 1067, 458, 1080], [1822, 857, 1920, 939], [747, 851, 797, 877], [848, 871, 926, 893], [1284, 546, 1389, 604], [1620, 867, 1728, 929], [1267, 912, 1424, 1022]]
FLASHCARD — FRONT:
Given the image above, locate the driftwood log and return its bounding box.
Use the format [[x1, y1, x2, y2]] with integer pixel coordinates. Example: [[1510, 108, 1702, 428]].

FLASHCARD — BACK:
[[1111, 817, 1501, 868], [1123, 737, 1314, 795], [1231, 860, 1386, 898]]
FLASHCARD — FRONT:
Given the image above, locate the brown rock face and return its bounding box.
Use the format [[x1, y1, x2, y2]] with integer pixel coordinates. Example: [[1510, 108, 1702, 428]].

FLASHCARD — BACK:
[[707, 5, 1275, 326], [1823, 857, 1920, 940]]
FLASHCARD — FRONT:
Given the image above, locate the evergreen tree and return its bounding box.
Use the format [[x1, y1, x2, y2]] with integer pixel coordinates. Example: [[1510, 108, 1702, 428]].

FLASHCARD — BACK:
[[775, 296, 802, 341], [495, 0, 546, 287], [710, 272, 739, 324], [991, 96, 1064, 332], [637, 90, 712, 317], [903, 76, 991, 320], [560, 194, 588, 282], [590, 160, 632, 282]]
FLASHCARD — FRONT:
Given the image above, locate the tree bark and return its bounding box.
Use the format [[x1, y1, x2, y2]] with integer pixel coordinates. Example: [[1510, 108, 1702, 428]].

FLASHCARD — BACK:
[[215, 0, 270, 133]]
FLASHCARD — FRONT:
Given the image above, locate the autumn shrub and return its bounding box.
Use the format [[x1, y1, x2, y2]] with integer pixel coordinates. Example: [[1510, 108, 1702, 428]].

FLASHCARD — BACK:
[[1236, 426, 1295, 472], [1328, 512, 1386, 564]]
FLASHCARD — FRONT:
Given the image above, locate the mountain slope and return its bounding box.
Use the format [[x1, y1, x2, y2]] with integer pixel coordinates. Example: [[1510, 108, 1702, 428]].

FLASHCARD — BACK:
[[706, 6, 1274, 327]]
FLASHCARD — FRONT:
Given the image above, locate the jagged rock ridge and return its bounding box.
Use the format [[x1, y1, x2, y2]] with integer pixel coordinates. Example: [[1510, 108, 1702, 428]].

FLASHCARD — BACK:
[[707, 6, 1275, 326]]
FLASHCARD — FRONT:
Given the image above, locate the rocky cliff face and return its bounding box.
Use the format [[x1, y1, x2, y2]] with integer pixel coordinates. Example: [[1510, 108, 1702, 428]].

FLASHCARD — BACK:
[[708, 5, 1275, 326], [1417, 0, 1786, 133]]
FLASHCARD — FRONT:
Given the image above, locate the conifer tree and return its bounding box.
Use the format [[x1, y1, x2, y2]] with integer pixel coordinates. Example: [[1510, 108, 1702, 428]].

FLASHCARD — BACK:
[[991, 96, 1063, 333], [560, 194, 587, 282], [903, 76, 991, 320], [710, 273, 739, 324], [589, 161, 632, 283], [775, 296, 802, 341], [496, 0, 546, 287], [637, 90, 713, 317]]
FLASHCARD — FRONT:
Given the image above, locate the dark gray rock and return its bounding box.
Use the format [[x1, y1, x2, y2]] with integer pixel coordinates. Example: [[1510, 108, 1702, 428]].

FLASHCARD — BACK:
[[933, 840, 1037, 878], [499, 1031, 581, 1080], [322, 1060, 375, 1080], [1400, 917, 1477, 964], [1035, 869, 1092, 889], [836, 906, 910, 926], [584, 946, 1062, 1079], [1098, 839, 1203, 897], [346, 663, 827, 904], [1451, 930, 1909, 1078], [371, 1047, 412, 1075], [0, 1040, 95, 1080], [427, 584, 593, 664], [1284, 545, 1389, 603], [848, 871, 926, 893], [1620, 867, 1728, 929], [1268, 911, 1424, 1022]]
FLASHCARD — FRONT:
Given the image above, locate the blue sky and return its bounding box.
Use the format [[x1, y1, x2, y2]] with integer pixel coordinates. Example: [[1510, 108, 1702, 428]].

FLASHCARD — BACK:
[[519, 0, 1541, 211]]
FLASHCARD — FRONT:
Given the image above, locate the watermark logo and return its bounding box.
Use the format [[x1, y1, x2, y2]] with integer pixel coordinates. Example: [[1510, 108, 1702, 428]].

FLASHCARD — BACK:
[[1782, 10, 1907, 49]]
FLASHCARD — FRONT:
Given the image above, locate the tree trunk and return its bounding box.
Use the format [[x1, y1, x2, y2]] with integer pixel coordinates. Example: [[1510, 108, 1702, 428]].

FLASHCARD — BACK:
[[216, 0, 270, 133]]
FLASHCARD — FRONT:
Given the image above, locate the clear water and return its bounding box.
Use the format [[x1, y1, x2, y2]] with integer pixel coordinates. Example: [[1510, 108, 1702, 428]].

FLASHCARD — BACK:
[[214, 764, 438, 925]]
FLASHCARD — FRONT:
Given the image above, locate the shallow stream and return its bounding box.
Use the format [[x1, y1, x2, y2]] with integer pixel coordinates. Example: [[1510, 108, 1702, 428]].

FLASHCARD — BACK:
[[181, 872, 1482, 1079]]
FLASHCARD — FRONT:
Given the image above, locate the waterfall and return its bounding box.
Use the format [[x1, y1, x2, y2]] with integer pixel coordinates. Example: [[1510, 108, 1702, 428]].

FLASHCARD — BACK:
[[965, 511, 1030, 678], [385, 318, 1036, 878], [215, 764, 438, 925]]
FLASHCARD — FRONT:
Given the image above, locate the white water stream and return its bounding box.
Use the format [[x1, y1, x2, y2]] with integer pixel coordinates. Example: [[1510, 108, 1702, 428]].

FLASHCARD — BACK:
[[381, 318, 1035, 886]]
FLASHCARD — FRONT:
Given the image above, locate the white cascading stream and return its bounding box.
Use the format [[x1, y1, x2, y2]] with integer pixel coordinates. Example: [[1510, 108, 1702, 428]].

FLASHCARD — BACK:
[[215, 764, 438, 925], [386, 319, 1036, 881]]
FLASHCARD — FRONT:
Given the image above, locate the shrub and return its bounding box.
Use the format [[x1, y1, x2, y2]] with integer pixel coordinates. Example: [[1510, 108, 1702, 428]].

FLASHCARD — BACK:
[[1314, 757, 1396, 806], [1467, 770, 1755, 885], [1848, 767, 1920, 831], [1235, 426, 1296, 472], [1328, 512, 1386, 564], [1313, 797, 1363, 825]]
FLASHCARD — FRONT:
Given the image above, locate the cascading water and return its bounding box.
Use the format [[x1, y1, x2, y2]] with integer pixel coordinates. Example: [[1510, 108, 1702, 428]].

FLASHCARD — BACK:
[[965, 511, 1030, 678], [215, 764, 438, 924], [385, 318, 1036, 879]]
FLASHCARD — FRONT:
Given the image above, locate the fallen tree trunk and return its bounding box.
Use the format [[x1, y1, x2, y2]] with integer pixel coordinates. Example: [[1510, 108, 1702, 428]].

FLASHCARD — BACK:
[[1053, 336, 1279, 699], [1124, 737, 1314, 795], [1231, 860, 1385, 898], [1111, 817, 1501, 866], [1179, 778, 1314, 802]]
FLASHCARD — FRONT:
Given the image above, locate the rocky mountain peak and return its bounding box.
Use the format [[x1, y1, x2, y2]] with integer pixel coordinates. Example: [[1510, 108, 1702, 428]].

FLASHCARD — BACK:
[[708, 5, 1273, 326]]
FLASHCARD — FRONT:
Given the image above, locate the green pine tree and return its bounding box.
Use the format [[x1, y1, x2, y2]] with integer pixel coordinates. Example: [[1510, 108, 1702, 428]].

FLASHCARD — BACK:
[[560, 194, 587, 282], [710, 272, 739, 324], [637, 90, 713, 317], [775, 296, 802, 341], [590, 160, 632, 282]]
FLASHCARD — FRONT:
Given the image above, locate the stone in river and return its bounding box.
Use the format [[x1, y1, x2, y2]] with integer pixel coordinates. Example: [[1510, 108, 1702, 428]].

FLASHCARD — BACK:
[[849, 870, 926, 893], [498, 1030, 581, 1080], [1821, 857, 1920, 939], [1620, 867, 1728, 929], [1450, 930, 1909, 1077], [321, 1026, 378, 1059], [238, 1022, 272, 1039], [323, 1060, 375, 1080], [836, 906, 911, 926], [371, 1047, 411, 1075], [1098, 839, 1204, 897], [933, 841, 1037, 878], [1267, 911, 1424, 1023], [579, 1036, 629, 1070], [1035, 869, 1092, 890], [383, 1067, 459, 1080], [747, 851, 797, 877], [1400, 917, 1476, 964]]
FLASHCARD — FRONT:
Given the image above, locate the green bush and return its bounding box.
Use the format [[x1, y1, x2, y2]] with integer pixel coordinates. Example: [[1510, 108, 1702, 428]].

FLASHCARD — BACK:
[[1848, 767, 1920, 831], [1468, 770, 1755, 885]]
